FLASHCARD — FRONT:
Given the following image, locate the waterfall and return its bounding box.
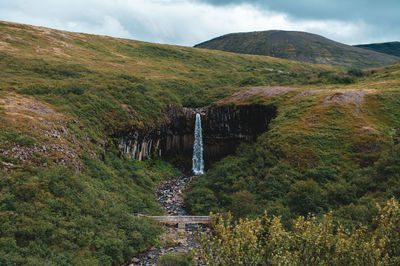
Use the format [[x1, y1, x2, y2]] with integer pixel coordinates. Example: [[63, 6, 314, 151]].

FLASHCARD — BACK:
[[192, 113, 204, 175]]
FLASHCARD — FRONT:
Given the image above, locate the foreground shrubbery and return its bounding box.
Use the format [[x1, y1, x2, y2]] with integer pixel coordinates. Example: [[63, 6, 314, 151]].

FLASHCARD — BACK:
[[0, 155, 179, 265], [197, 198, 400, 265]]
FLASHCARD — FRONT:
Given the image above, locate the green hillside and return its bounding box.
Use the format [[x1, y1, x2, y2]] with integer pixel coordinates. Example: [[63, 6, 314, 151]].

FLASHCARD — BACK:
[[355, 41, 400, 57], [186, 64, 400, 228], [0, 21, 400, 264], [195, 30, 400, 69], [0, 20, 339, 265]]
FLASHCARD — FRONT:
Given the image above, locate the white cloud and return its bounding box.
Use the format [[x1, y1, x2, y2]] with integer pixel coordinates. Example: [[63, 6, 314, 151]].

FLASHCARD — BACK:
[[0, 0, 378, 46], [65, 16, 133, 39]]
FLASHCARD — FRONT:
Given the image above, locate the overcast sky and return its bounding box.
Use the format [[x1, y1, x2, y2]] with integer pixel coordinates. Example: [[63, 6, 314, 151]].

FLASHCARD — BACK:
[[0, 0, 399, 46]]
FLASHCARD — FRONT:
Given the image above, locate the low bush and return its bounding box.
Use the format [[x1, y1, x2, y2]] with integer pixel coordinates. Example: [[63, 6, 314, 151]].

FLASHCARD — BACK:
[[347, 68, 365, 77], [197, 198, 400, 265], [184, 187, 218, 215], [157, 252, 195, 266], [0, 153, 181, 265]]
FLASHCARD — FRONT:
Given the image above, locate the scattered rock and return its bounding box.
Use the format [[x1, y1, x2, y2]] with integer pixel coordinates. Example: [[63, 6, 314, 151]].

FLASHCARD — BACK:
[[128, 175, 202, 265]]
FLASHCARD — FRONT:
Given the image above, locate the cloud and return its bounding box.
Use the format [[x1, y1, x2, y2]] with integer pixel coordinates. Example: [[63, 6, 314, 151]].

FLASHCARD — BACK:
[[194, 0, 400, 43], [195, 0, 400, 22], [0, 0, 398, 46]]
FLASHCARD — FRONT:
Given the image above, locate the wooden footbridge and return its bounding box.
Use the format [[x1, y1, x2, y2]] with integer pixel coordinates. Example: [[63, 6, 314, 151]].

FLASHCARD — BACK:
[[135, 214, 211, 229]]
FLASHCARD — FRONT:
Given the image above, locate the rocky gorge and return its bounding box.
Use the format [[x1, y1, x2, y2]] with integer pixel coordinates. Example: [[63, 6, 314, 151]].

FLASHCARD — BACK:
[[129, 175, 200, 266]]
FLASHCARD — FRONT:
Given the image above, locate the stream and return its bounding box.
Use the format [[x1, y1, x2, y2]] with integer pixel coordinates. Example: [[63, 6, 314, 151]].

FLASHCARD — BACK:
[[129, 175, 199, 266]]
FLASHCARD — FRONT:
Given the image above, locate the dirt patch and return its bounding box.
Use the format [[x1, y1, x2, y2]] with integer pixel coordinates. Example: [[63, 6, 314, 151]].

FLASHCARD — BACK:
[[0, 94, 63, 120], [295, 89, 376, 109], [323, 89, 375, 107], [294, 89, 325, 98], [219, 86, 375, 109], [218, 86, 299, 104], [39, 27, 73, 40], [51, 47, 72, 57], [0, 32, 26, 43], [0, 40, 18, 52], [136, 60, 147, 66], [111, 51, 130, 59], [358, 126, 379, 134], [0, 23, 82, 57], [0, 94, 83, 171], [30, 25, 83, 54]]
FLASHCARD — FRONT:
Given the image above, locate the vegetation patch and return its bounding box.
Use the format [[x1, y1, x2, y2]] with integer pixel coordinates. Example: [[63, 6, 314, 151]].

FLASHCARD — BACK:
[[0, 154, 180, 265], [197, 198, 400, 265], [157, 252, 195, 266]]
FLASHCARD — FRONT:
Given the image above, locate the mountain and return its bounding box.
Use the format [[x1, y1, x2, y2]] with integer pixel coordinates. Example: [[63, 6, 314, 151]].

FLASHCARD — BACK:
[[354, 41, 400, 57], [195, 30, 400, 69], [1, 21, 400, 264]]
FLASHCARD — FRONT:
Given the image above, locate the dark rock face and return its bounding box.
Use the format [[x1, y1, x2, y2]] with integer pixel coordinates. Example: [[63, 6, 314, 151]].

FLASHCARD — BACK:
[[117, 104, 277, 170]]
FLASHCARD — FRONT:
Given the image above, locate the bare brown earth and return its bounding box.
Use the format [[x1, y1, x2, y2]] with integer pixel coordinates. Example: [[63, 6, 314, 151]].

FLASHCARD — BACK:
[[0, 94, 84, 171], [296, 89, 376, 110], [0, 93, 64, 119], [218, 86, 376, 111], [217, 86, 299, 104]]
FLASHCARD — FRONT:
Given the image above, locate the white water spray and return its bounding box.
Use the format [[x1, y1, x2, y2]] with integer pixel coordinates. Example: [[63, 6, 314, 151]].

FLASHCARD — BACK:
[[192, 113, 204, 175]]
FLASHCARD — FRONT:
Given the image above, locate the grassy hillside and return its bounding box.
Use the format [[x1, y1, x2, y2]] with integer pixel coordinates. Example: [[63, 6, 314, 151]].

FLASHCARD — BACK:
[[0, 21, 346, 264], [355, 41, 400, 57], [0, 20, 400, 264], [186, 63, 400, 228], [195, 30, 400, 69]]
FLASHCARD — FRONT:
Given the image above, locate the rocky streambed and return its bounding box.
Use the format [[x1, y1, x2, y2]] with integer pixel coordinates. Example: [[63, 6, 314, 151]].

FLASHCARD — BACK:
[[129, 175, 200, 266]]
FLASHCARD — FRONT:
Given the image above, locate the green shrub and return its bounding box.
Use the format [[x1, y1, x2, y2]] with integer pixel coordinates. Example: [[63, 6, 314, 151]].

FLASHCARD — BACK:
[[230, 190, 255, 218], [184, 187, 218, 215], [347, 68, 365, 77], [287, 179, 327, 216], [239, 76, 262, 86], [157, 252, 195, 266], [0, 153, 175, 265], [317, 71, 355, 84]]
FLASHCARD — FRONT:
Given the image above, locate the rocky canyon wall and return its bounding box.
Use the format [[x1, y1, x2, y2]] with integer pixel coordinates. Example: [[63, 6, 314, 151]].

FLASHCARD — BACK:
[[117, 104, 277, 170]]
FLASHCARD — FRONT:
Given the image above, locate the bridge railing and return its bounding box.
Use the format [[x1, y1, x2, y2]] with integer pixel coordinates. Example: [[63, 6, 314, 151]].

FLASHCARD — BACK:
[[134, 214, 211, 224], [150, 216, 210, 223]]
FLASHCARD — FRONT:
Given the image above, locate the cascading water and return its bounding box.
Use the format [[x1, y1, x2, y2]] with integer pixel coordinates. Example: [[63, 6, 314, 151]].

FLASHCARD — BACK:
[[192, 113, 204, 175]]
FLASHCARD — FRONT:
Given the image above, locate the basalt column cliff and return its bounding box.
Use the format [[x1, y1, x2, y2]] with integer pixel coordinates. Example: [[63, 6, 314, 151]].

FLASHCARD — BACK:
[[118, 104, 277, 169]]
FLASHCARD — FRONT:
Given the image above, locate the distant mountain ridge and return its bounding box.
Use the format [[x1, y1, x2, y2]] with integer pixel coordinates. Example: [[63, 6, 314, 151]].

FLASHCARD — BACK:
[[195, 30, 400, 69], [354, 42, 400, 57]]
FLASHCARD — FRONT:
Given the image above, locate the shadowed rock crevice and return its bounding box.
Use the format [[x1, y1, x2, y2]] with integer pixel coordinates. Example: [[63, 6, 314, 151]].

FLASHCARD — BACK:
[[117, 104, 277, 170]]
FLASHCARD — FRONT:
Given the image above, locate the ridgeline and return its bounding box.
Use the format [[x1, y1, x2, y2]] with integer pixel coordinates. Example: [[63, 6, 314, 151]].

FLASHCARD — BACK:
[[195, 30, 400, 69]]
